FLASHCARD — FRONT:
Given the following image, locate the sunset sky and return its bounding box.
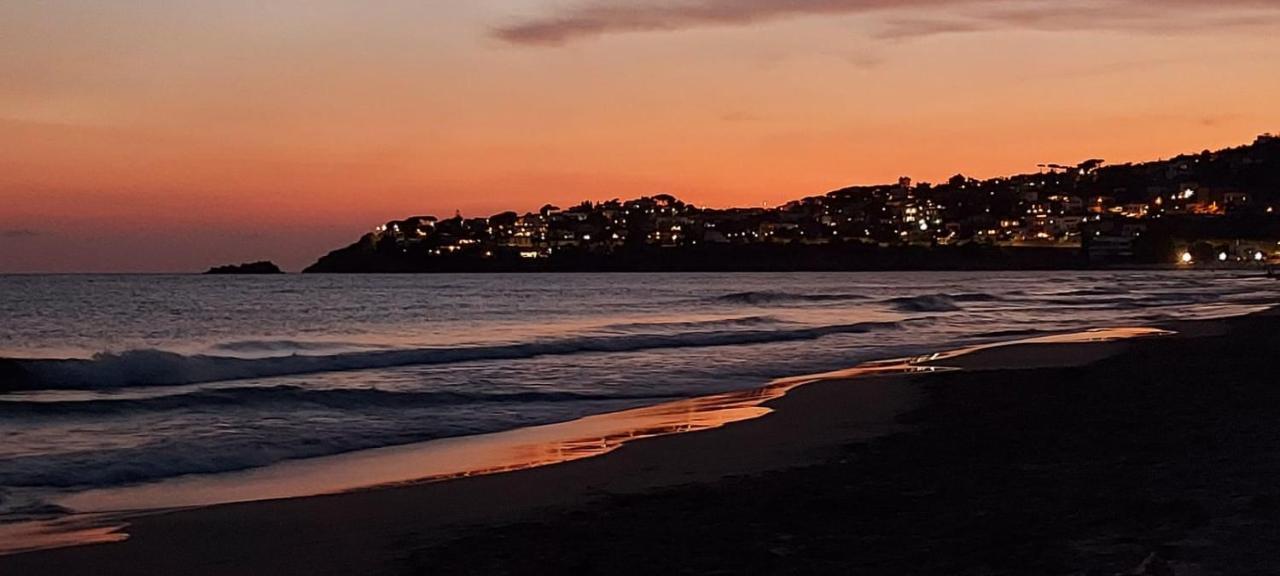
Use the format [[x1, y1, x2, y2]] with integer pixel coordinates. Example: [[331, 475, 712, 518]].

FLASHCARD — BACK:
[[3, 1, 1280, 272]]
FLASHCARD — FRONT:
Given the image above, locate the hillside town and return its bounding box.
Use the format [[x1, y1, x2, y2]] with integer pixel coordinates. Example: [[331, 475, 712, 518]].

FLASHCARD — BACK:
[[307, 135, 1280, 272]]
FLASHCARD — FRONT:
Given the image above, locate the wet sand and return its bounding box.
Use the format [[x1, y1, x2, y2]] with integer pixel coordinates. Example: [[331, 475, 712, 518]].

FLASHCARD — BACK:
[[4, 314, 1275, 574]]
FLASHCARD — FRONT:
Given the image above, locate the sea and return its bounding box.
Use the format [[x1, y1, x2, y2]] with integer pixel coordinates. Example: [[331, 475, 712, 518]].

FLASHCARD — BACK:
[[0, 271, 1275, 525]]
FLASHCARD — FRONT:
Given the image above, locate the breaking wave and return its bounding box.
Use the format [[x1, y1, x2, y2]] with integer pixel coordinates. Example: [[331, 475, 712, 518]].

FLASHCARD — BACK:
[[889, 294, 961, 312], [598, 315, 783, 332], [0, 386, 683, 417], [887, 292, 1003, 312], [0, 320, 907, 392], [210, 339, 391, 354], [713, 291, 871, 305]]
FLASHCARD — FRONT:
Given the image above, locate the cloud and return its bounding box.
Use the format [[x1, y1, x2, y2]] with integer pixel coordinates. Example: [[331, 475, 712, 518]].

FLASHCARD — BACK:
[[0, 229, 42, 239], [495, 0, 955, 45], [493, 0, 1280, 46], [874, 16, 988, 40]]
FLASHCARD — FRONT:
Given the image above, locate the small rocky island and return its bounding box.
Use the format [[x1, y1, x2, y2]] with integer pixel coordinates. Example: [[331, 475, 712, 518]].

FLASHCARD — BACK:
[[204, 261, 284, 275]]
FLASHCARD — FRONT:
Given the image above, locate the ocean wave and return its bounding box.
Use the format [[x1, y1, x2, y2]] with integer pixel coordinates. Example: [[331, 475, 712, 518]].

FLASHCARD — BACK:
[[713, 291, 871, 305], [0, 393, 685, 488], [0, 320, 906, 392], [885, 292, 1004, 313], [0, 489, 72, 520], [0, 430, 437, 489], [971, 328, 1047, 339], [0, 386, 681, 417], [1024, 293, 1219, 309], [1054, 287, 1127, 297], [888, 294, 962, 312], [947, 292, 1005, 302], [599, 315, 783, 332], [210, 339, 390, 354]]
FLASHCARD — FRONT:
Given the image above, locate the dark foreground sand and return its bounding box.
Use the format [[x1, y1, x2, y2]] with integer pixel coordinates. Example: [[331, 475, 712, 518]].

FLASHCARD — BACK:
[[6, 309, 1279, 575]]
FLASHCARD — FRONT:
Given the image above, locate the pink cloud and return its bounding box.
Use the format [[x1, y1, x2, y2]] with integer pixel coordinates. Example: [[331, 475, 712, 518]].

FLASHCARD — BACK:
[[494, 0, 1280, 46]]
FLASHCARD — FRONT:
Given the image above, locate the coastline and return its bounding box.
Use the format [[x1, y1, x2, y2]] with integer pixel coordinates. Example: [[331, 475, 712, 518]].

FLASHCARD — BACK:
[[0, 322, 1198, 575], [410, 307, 1280, 575], [296, 262, 1278, 274]]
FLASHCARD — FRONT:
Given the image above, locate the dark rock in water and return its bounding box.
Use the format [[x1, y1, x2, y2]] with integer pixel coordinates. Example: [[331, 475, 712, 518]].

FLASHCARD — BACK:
[[204, 261, 283, 275]]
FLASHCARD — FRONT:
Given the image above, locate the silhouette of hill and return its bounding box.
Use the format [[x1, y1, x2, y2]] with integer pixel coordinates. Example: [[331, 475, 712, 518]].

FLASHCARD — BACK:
[[305, 135, 1280, 273]]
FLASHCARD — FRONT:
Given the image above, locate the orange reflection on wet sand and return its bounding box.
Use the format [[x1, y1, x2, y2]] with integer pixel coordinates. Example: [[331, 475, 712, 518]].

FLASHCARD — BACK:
[[0, 514, 129, 556]]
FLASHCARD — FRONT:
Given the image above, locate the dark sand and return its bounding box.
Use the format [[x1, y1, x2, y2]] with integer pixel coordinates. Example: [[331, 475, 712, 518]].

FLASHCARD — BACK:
[[6, 310, 1279, 575]]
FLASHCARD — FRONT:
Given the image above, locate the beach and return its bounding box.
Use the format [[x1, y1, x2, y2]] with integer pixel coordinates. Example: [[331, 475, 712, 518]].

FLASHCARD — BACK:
[[9, 1, 1280, 572], [5, 306, 1277, 574]]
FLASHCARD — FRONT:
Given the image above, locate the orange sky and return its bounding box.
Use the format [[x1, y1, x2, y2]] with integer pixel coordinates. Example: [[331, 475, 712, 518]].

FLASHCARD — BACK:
[[3, 1, 1280, 272]]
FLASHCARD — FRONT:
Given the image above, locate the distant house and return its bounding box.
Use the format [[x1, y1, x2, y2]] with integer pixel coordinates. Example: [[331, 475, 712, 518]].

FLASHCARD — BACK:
[[1084, 218, 1147, 260]]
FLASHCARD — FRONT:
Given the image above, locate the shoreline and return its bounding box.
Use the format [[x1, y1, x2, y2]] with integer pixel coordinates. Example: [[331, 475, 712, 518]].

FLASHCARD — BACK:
[[2, 266, 1275, 276], [407, 307, 1280, 575], [52, 328, 1165, 515], [0, 325, 1178, 574]]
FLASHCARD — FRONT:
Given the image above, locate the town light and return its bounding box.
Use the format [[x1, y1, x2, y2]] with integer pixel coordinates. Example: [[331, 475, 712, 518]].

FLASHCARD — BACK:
[[1218, 252, 1228, 262], [1181, 252, 1193, 264], [1256, 252, 1266, 262]]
